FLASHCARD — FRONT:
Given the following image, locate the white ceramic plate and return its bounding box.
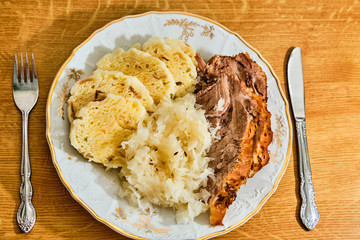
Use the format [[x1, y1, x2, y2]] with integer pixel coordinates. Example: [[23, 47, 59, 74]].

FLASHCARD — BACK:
[[46, 12, 292, 240]]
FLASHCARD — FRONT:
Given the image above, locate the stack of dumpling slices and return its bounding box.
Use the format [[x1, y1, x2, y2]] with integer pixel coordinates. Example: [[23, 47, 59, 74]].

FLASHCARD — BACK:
[[68, 37, 198, 168]]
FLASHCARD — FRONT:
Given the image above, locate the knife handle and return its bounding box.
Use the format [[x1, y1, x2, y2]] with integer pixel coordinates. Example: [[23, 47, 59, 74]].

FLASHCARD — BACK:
[[296, 119, 320, 230]]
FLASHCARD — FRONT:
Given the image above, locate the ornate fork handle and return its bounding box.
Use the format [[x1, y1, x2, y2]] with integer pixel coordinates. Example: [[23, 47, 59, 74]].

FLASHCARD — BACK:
[[17, 111, 36, 233], [296, 119, 319, 230]]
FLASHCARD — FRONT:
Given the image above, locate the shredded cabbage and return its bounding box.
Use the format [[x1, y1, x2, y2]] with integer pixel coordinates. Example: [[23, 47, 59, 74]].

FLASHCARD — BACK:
[[119, 94, 214, 223]]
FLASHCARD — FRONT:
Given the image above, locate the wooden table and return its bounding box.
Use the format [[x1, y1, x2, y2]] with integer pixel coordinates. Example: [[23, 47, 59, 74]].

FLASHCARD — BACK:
[[1, 0, 359, 239]]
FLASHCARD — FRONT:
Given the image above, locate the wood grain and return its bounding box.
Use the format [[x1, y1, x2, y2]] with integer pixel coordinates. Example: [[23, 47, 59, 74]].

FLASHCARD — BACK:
[[1, 0, 359, 239]]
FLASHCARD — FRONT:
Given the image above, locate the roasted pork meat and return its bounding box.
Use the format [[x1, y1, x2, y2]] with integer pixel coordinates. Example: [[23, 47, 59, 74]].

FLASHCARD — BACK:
[[195, 53, 273, 226]]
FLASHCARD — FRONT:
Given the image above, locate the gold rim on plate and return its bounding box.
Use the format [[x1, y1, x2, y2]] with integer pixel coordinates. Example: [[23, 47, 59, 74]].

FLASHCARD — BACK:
[[46, 11, 293, 240]]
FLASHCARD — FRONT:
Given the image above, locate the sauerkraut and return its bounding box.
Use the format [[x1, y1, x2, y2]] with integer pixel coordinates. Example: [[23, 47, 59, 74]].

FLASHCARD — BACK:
[[119, 94, 214, 223]]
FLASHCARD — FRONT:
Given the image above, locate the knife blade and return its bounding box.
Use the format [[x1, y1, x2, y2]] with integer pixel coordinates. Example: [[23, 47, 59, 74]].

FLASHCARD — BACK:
[[287, 47, 305, 120], [287, 47, 320, 230]]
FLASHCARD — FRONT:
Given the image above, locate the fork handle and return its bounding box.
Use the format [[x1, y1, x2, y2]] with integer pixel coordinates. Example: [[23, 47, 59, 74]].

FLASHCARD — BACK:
[[296, 119, 319, 230], [17, 111, 36, 233]]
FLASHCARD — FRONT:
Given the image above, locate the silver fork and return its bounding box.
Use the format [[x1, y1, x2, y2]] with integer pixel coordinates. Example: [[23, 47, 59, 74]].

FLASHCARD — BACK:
[[13, 53, 38, 233]]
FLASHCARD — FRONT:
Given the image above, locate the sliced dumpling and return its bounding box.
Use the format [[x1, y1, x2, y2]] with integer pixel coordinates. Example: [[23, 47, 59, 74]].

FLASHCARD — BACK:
[[164, 37, 197, 66], [67, 69, 153, 122], [142, 37, 197, 97], [69, 94, 146, 168], [97, 48, 176, 103]]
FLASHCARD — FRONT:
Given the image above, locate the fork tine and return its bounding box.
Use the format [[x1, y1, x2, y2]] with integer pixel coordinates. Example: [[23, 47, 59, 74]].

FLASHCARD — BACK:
[[31, 53, 38, 86], [13, 54, 18, 84], [25, 53, 31, 83], [20, 53, 25, 83]]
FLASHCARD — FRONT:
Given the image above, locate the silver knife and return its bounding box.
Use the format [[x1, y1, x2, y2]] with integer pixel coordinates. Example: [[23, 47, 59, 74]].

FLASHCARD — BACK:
[[287, 47, 320, 230]]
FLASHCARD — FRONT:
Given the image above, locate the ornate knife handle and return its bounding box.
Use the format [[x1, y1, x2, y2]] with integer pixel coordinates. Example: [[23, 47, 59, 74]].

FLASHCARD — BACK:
[[296, 119, 319, 230], [17, 112, 36, 233]]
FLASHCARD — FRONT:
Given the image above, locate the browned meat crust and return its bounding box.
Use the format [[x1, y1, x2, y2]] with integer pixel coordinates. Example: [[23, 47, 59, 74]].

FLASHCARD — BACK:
[[195, 52, 273, 226]]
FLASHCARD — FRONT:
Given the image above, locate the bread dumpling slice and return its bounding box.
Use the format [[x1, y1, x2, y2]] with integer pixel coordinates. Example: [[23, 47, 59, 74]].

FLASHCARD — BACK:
[[96, 48, 176, 103], [69, 94, 146, 168], [142, 37, 197, 97], [67, 69, 153, 122], [164, 37, 197, 66]]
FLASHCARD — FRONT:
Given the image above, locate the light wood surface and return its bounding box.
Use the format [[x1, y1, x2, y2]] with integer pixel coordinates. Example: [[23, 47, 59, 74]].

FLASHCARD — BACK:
[[1, 0, 359, 239]]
